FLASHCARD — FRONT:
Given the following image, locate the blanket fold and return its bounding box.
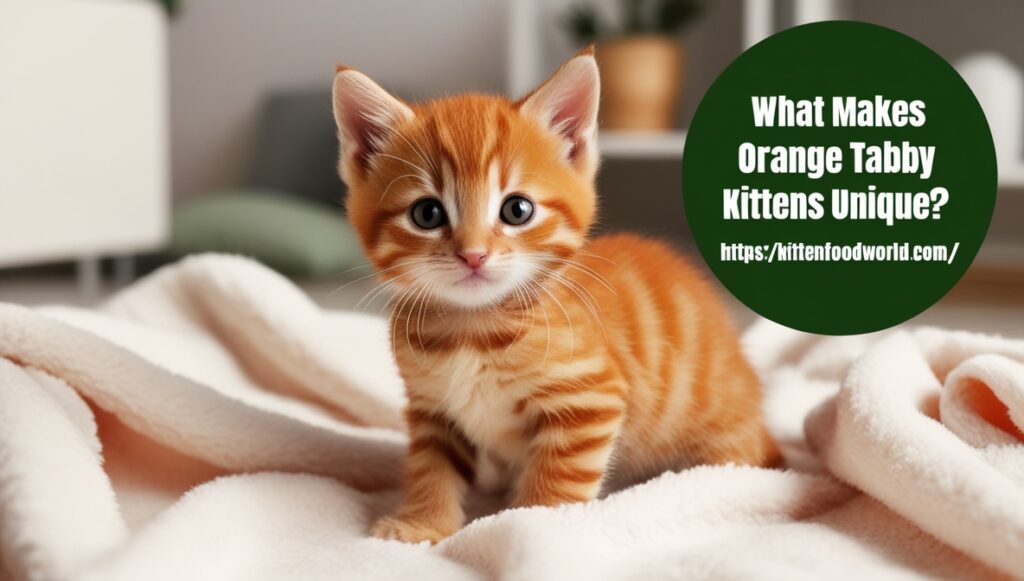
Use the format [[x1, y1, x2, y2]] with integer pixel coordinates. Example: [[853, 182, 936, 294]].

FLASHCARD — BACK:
[[805, 332, 1024, 576], [0, 254, 1021, 580]]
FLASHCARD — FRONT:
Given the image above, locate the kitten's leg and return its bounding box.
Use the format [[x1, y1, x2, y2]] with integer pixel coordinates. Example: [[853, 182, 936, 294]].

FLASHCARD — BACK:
[[688, 422, 782, 468], [512, 385, 626, 507], [371, 408, 475, 543]]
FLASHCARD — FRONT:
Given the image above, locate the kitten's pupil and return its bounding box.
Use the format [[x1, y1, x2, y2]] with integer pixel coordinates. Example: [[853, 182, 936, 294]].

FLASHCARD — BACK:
[[500, 195, 535, 226], [411, 199, 447, 229]]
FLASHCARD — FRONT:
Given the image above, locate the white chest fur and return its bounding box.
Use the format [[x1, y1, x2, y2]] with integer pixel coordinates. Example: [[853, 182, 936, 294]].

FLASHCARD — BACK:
[[415, 348, 530, 464]]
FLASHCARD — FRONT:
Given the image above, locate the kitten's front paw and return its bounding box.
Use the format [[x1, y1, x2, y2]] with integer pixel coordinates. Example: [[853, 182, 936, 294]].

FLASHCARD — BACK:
[[371, 515, 453, 544]]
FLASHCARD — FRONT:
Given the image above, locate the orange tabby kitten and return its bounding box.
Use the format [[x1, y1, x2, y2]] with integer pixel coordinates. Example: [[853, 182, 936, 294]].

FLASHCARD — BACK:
[[332, 48, 779, 544]]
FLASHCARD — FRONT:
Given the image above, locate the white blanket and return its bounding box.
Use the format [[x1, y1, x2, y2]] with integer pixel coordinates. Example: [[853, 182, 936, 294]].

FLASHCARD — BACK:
[[1, 255, 1022, 581]]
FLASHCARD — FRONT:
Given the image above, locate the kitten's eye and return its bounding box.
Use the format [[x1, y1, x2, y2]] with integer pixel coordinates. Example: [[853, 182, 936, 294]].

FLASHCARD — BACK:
[[410, 198, 448, 229], [500, 195, 535, 226]]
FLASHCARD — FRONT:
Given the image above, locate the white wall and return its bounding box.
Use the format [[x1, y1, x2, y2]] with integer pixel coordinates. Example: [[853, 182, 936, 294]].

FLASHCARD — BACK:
[[169, 0, 506, 199]]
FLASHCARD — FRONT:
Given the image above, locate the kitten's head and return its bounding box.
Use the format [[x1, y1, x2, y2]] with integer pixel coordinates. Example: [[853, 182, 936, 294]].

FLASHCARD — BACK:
[[333, 50, 600, 309]]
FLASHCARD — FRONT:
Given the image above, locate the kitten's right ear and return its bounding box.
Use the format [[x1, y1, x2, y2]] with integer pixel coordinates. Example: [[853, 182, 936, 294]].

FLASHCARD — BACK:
[[332, 66, 414, 175], [518, 47, 600, 167]]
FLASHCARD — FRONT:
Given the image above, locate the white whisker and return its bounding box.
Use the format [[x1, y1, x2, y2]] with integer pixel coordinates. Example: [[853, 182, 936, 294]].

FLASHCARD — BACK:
[[379, 173, 427, 204], [536, 282, 573, 360], [370, 152, 431, 177], [577, 249, 616, 265], [331, 263, 407, 296], [393, 130, 437, 175], [544, 257, 617, 294], [543, 269, 606, 338]]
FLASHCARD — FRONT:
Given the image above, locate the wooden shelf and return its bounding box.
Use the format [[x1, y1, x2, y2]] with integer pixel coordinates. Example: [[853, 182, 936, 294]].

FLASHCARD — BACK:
[[599, 130, 687, 159]]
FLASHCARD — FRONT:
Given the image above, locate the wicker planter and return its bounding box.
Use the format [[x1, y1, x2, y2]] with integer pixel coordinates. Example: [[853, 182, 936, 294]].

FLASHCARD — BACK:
[[596, 36, 683, 131]]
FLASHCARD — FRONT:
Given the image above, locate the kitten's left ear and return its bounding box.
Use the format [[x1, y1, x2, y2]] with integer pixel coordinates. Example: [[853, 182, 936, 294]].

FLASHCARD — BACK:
[[332, 65, 415, 178], [518, 47, 600, 166]]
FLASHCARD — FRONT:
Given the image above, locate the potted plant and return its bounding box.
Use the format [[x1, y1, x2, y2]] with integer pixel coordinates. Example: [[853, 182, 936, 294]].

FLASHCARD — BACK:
[[156, 0, 180, 15], [564, 0, 704, 131]]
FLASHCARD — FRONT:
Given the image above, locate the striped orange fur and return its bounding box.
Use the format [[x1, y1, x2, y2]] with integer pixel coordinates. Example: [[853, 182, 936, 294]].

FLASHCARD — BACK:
[[332, 48, 779, 544]]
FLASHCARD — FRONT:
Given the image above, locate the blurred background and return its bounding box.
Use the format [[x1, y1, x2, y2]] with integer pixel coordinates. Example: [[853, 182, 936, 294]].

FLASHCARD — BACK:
[[0, 0, 1021, 334]]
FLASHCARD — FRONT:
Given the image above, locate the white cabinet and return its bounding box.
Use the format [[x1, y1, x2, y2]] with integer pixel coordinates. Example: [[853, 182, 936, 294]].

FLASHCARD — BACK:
[[0, 0, 169, 269]]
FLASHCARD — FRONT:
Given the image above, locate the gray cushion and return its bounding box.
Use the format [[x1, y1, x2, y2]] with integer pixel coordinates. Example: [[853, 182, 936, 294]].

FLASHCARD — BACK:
[[246, 90, 345, 208]]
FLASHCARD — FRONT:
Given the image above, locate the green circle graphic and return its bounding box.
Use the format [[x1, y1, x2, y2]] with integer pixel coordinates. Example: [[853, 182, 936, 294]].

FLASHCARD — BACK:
[[682, 21, 996, 335]]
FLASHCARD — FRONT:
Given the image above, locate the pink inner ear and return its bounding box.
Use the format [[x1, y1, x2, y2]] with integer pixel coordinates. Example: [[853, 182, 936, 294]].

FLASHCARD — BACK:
[[336, 86, 391, 164], [551, 85, 595, 137], [334, 71, 412, 172], [531, 60, 599, 161], [340, 105, 386, 167], [550, 89, 595, 160]]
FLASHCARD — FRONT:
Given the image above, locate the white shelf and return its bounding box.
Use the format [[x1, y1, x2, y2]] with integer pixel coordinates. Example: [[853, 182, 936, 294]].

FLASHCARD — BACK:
[[999, 166, 1024, 188], [599, 130, 687, 159]]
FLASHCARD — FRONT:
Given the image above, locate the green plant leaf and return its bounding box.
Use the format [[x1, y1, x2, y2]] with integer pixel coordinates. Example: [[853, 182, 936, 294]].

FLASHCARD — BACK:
[[655, 0, 704, 34], [563, 3, 605, 46], [158, 0, 179, 16]]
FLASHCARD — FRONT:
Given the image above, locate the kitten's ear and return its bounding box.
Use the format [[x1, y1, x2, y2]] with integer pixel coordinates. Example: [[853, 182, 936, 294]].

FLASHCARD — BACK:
[[332, 65, 414, 175], [518, 47, 600, 165]]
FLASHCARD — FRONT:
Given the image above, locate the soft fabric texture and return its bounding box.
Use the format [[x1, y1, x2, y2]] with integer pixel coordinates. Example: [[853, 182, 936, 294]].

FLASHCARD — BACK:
[[0, 254, 1022, 580], [170, 190, 363, 277]]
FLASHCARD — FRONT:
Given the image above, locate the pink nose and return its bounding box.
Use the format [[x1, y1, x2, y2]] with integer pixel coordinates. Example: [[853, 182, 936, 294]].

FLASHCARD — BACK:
[[457, 249, 488, 269]]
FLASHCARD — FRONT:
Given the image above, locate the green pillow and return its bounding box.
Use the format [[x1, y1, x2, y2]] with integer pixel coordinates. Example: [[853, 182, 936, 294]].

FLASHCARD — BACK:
[[170, 190, 364, 278]]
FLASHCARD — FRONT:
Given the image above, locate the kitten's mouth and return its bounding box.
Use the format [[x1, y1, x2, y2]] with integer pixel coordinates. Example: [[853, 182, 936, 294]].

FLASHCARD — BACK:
[[455, 271, 492, 286], [439, 266, 521, 308]]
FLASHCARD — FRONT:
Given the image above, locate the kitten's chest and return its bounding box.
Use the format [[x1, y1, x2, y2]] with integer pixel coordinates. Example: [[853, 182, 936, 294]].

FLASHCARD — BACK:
[[413, 348, 531, 460]]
